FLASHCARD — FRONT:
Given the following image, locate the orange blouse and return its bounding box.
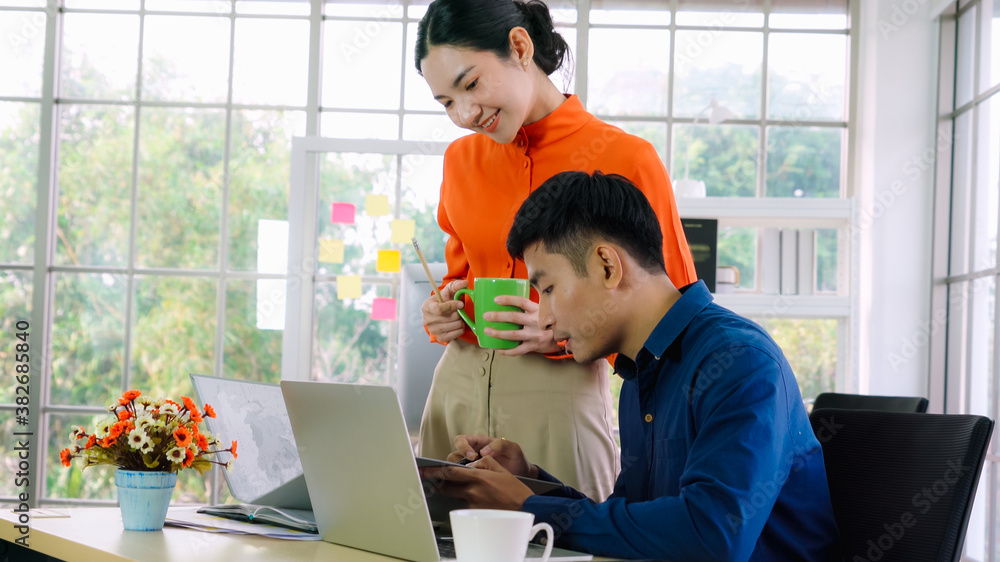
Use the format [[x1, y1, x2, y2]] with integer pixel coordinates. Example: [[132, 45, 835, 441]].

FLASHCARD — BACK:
[[433, 95, 698, 347]]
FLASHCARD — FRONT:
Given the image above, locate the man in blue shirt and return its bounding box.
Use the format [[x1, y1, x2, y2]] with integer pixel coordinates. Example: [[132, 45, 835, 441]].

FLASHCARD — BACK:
[[420, 171, 840, 560]]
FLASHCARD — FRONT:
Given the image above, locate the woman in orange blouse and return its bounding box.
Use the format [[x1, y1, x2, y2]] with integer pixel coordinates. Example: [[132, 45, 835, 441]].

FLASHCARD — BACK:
[[415, 0, 697, 500]]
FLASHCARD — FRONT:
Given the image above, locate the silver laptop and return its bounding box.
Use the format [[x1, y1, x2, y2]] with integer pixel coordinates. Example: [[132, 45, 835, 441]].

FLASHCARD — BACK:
[[190, 374, 310, 510], [280, 380, 592, 562]]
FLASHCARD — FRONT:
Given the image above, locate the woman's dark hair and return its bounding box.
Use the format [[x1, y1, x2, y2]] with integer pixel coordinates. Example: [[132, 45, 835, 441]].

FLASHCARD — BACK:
[[415, 0, 569, 76], [506, 171, 668, 277]]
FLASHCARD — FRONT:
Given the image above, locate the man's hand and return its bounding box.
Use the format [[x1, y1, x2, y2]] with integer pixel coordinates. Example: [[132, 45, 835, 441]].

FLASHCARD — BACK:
[[483, 296, 564, 356], [419, 456, 534, 510], [448, 434, 538, 479], [422, 280, 469, 342]]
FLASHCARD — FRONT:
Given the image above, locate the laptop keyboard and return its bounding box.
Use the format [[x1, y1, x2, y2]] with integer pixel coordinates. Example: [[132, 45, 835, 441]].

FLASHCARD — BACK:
[[435, 535, 551, 560]]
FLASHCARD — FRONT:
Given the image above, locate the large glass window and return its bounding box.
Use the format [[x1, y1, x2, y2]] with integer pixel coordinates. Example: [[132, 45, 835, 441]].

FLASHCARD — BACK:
[[0, 0, 853, 508], [934, 2, 1000, 559]]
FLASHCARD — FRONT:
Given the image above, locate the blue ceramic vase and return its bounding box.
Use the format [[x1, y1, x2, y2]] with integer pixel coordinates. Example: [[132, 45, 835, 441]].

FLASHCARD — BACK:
[[115, 469, 178, 531]]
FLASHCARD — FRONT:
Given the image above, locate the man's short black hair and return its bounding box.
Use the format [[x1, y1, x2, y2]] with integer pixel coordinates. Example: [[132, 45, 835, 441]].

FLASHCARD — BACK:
[[506, 171, 667, 276]]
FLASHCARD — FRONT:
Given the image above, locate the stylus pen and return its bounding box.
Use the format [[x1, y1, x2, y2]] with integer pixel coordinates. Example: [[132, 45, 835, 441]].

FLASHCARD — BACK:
[[411, 236, 445, 303]]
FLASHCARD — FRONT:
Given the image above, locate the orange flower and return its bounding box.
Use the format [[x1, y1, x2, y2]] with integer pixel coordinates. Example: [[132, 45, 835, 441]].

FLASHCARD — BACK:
[[108, 421, 127, 440], [173, 426, 193, 448], [117, 409, 132, 422], [231, 440, 238, 459], [190, 409, 203, 423], [182, 396, 198, 412], [122, 390, 141, 401], [60, 448, 73, 467], [101, 436, 115, 448], [85, 434, 97, 449], [181, 448, 195, 468], [195, 433, 209, 451], [203, 404, 216, 418]]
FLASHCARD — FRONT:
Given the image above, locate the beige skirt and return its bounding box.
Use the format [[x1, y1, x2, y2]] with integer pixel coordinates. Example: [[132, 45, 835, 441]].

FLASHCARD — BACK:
[[417, 339, 619, 501]]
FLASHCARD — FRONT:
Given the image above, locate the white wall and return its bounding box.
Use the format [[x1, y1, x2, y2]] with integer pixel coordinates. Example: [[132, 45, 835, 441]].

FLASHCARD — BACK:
[[854, 0, 939, 398]]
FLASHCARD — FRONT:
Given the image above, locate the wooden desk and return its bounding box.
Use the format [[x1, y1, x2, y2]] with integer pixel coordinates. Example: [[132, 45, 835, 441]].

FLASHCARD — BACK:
[[0, 507, 394, 562]]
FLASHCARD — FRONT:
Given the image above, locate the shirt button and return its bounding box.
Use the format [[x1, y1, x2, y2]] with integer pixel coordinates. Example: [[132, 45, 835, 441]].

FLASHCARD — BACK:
[[481, 352, 490, 362], [644, 414, 653, 423], [478, 366, 487, 376], [523, 161, 528, 168]]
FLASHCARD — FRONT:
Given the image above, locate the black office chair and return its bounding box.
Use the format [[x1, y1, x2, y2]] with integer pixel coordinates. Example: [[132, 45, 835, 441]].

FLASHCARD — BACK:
[[810, 408, 993, 562], [812, 392, 929, 413]]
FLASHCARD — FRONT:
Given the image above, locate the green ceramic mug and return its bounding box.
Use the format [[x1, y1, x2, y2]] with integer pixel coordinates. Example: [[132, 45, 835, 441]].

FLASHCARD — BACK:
[[454, 278, 530, 350]]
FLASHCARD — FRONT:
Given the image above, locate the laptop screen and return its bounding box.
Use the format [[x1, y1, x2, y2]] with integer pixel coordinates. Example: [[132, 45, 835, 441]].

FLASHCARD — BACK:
[[190, 374, 305, 504]]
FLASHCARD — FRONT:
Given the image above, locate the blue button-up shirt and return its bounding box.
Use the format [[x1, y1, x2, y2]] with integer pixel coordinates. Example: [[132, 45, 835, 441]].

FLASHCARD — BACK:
[[522, 281, 840, 561]]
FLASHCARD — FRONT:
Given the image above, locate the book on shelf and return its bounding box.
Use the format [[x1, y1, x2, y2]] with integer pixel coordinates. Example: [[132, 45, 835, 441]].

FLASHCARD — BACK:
[[196, 504, 317, 534]]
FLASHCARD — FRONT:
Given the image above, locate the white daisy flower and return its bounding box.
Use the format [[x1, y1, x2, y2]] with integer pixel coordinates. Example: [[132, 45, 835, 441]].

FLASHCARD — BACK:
[[127, 427, 150, 450], [166, 447, 187, 463]]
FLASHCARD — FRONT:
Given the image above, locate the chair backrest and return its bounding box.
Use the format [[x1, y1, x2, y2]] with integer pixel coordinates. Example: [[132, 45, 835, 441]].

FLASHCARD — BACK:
[[813, 392, 929, 413], [810, 408, 993, 562]]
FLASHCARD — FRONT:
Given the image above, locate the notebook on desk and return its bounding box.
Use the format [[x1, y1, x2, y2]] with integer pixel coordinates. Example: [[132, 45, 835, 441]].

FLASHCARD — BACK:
[[280, 381, 592, 562], [190, 374, 311, 510]]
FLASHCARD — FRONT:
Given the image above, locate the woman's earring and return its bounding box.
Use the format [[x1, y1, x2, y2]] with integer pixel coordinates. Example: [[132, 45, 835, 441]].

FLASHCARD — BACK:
[[523, 61, 528, 66]]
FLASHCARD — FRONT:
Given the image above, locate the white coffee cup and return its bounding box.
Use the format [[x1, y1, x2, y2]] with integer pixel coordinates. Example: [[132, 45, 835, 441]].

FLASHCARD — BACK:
[[449, 509, 554, 562]]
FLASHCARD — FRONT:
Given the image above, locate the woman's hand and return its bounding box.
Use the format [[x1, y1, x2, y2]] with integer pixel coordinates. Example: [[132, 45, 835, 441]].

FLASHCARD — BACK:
[[421, 280, 469, 343], [483, 296, 564, 356]]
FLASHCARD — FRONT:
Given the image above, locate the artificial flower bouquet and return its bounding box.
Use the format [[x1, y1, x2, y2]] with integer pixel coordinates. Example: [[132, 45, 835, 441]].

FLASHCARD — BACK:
[[60, 390, 237, 473]]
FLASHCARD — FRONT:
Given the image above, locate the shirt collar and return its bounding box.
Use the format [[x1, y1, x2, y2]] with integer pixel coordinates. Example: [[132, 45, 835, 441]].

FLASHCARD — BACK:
[[518, 94, 591, 149], [614, 281, 714, 380]]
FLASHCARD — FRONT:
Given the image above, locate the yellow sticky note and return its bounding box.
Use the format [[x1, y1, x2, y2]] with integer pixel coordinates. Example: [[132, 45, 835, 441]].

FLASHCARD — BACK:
[[318, 239, 344, 263], [366, 194, 390, 216], [376, 250, 401, 273], [390, 219, 416, 244], [336, 275, 362, 299]]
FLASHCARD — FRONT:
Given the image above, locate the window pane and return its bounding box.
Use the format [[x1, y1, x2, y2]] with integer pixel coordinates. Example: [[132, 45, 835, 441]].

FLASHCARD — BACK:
[[64, 0, 138, 8], [769, 0, 848, 30], [317, 152, 398, 275], [957, 5, 977, 108], [607, 121, 667, 163], [983, 2, 1000, 93], [0, 270, 32, 405], [402, 113, 469, 142], [674, 30, 762, 119], [0, 10, 45, 97], [590, 4, 670, 25], [765, 126, 842, 198], [588, 28, 670, 116], [951, 111, 975, 276], [973, 96, 1000, 271], [675, 2, 764, 27], [61, 13, 139, 100], [401, 154, 446, 265], [57, 104, 134, 267], [759, 318, 837, 400], [1, 0, 46, 6], [232, 18, 310, 106], [322, 20, 403, 110], [404, 21, 442, 112], [130, 275, 215, 399], [50, 273, 127, 406], [672, 124, 759, 197], [137, 108, 226, 270], [224, 279, 284, 383], [228, 110, 306, 271], [142, 15, 231, 103], [968, 275, 994, 419], [768, 33, 847, 121], [236, 1, 310, 16], [325, 1, 403, 18], [145, 0, 230, 13], [816, 228, 838, 293], [321, 111, 399, 140], [0, 102, 39, 264], [717, 226, 756, 290], [312, 282, 391, 384], [47, 413, 117, 501]]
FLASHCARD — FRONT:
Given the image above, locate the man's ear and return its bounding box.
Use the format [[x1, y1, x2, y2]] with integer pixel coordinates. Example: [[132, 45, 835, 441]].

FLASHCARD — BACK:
[[508, 27, 534, 67], [594, 244, 623, 289]]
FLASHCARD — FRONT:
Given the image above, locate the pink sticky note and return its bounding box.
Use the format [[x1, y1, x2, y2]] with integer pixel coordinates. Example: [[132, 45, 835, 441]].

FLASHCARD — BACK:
[[371, 297, 397, 321], [331, 202, 356, 224]]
